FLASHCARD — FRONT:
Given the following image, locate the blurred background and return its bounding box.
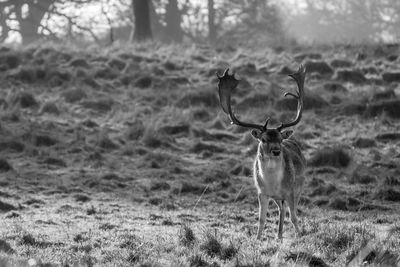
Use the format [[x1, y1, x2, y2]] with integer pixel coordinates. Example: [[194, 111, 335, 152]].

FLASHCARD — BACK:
[[1, 0, 400, 46]]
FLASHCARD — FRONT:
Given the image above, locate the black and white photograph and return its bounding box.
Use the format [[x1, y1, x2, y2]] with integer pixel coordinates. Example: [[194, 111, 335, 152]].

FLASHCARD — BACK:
[[0, 0, 399, 266]]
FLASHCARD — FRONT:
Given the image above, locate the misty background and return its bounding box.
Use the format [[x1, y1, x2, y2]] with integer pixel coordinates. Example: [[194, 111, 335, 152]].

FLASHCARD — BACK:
[[1, 0, 400, 46]]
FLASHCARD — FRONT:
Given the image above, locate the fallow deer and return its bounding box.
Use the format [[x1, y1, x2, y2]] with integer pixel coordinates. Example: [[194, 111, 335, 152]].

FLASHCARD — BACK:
[[217, 65, 307, 239]]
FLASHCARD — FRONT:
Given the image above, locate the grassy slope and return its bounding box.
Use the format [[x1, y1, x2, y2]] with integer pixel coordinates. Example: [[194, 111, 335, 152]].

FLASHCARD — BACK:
[[0, 42, 399, 266]]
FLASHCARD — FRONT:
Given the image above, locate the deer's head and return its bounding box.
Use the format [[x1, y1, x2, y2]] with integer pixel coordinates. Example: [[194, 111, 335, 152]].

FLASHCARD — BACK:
[[217, 65, 306, 158]]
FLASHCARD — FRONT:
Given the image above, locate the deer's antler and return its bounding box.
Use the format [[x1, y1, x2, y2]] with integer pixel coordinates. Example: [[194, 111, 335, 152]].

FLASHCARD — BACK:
[[217, 69, 267, 131], [277, 65, 306, 131]]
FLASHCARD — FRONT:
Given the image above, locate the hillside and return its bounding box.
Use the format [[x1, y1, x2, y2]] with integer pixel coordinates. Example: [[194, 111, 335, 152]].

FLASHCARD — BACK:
[[0, 42, 399, 266]]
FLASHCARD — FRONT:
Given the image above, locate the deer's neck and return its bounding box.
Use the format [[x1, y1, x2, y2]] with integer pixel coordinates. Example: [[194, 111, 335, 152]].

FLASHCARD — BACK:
[[257, 146, 284, 169], [255, 145, 285, 197]]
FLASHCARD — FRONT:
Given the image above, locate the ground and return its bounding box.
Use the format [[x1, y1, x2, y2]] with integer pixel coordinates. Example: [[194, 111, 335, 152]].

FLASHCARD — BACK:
[[0, 42, 399, 266]]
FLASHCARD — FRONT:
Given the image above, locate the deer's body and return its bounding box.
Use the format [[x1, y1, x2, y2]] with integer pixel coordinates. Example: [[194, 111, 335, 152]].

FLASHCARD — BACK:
[[217, 65, 307, 240], [254, 136, 306, 239]]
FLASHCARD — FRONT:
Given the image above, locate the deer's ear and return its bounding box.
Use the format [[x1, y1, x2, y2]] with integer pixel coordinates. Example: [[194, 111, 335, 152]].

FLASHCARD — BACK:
[[251, 129, 262, 139], [281, 130, 294, 139]]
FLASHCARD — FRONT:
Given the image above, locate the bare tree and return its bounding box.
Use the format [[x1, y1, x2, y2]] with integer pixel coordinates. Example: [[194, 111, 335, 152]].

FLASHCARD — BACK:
[[132, 0, 152, 42], [0, 0, 56, 44], [18, 0, 56, 44], [0, 0, 101, 44]]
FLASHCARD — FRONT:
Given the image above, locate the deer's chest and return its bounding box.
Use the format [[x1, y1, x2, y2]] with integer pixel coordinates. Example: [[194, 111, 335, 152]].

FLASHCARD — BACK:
[[255, 158, 285, 198]]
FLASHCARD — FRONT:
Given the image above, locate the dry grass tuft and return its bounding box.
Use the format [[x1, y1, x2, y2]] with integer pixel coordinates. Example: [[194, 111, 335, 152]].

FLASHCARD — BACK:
[[178, 224, 196, 247], [221, 241, 239, 260], [285, 251, 329, 267], [200, 231, 222, 257]]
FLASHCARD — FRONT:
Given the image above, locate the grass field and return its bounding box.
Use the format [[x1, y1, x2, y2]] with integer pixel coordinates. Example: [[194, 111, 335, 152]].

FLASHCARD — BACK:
[[0, 42, 399, 266]]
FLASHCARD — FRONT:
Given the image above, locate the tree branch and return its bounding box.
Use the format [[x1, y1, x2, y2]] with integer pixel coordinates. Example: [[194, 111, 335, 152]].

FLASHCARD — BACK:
[[47, 8, 100, 43]]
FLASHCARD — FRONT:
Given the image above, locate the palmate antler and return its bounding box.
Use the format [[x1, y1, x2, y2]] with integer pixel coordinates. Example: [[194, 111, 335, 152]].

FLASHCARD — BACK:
[[217, 69, 268, 132], [217, 65, 306, 132]]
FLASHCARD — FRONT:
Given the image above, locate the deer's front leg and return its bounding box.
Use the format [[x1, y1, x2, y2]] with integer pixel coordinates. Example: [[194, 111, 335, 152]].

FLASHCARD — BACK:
[[276, 200, 285, 239], [256, 194, 268, 240], [288, 192, 301, 236]]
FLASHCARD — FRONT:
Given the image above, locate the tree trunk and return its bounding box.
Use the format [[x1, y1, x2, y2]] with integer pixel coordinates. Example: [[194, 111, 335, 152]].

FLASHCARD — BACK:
[[132, 0, 152, 42], [0, 13, 10, 43], [208, 0, 216, 44], [165, 0, 183, 42], [18, 0, 55, 45]]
